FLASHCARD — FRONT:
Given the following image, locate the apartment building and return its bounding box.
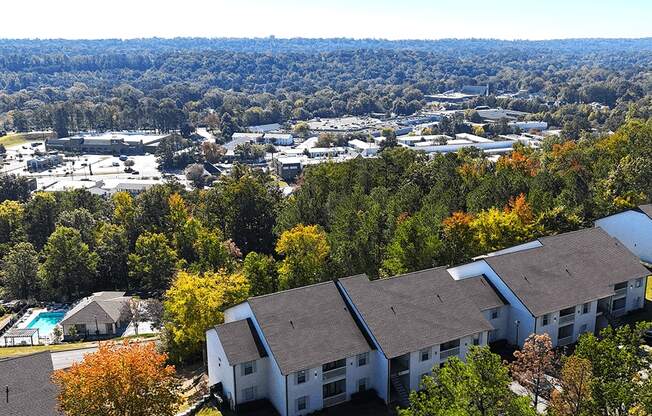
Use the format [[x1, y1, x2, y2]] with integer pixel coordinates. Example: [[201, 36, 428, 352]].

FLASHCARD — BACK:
[[206, 227, 650, 415], [596, 204, 652, 263], [448, 228, 649, 347]]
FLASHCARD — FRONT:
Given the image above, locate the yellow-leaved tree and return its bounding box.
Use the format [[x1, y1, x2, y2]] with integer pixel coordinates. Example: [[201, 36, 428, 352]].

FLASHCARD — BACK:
[[163, 270, 249, 362], [276, 224, 329, 290]]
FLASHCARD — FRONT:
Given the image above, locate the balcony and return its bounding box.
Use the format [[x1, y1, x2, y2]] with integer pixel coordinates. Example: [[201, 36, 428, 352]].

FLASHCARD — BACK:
[[323, 392, 347, 407], [322, 367, 346, 382], [614, 287, 627, 298], [558, 336, 573, 346], [440, 347, 460, 360], [559, 314, 575, 325]]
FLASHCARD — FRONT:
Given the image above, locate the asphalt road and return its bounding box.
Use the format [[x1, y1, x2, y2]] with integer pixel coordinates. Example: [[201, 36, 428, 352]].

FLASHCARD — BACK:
[[51, 347, 97, 370]]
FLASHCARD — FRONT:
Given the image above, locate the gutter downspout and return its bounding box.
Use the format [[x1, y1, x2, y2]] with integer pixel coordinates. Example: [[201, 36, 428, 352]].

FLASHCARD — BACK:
[[285, 375, 289, 416], [233, 366, 237, 412]]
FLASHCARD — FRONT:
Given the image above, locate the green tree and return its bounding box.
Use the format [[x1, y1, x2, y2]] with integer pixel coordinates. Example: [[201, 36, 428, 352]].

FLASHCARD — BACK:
[[549, 356, 595, 416], [39, 226, 98, 300], [163, 270, 249, 362], [382, 212, 442, 276], [574, 323, 651, 416], [1, 242, 40, 299], [400, 346, 536, 416], [25, 192, 58, 249], [276, 224, 329, 290], [0, 200, 26, 255], [94, 223, 129, 291], [128, 232, 178, 291], [243, 252, 278, 297], [56, 208, 97, 247]]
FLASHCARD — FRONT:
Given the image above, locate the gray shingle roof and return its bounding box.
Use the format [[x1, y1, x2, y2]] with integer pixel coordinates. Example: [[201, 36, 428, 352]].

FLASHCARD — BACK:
[[457, 275, 507, 311], [485, 228, 650, 316], [214, 318, 267, 366], [639, 204, 652, 219], [61, 292, 130, 326], [338, 268, 494, 359], [248, 281, 371, 375], [0, 351, 62, 416]]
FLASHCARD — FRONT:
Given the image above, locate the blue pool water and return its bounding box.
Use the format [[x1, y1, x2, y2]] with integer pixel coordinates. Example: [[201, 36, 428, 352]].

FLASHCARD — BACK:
[[27, 311, 66, 335]]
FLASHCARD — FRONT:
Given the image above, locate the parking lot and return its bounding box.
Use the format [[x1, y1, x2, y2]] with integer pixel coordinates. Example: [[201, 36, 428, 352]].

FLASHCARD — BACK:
[[1, 142, 171, 188]]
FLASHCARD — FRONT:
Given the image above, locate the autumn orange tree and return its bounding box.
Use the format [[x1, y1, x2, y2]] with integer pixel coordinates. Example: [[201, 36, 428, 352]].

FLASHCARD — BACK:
[[53, 341, 181, 416], [511, 333, 556, 408]]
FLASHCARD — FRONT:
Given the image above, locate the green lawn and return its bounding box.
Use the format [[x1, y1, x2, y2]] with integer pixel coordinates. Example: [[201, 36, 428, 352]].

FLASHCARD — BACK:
[[0, 341, 99, 359]]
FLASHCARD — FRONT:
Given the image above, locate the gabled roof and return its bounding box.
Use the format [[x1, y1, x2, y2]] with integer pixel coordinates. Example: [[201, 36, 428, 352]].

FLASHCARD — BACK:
[[247, 281, 371, 375], [485, 228, 650, 316], [0, 351, 62, 416], [457, 275, 507, 311], [638, 204, 652, 220], [214, 318, 267, 366], [338, 268, 493, 359], [61, 291, 130, 326]]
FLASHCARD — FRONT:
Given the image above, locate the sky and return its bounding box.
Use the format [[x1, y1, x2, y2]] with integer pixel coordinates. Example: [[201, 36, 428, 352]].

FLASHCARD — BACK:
[[2, 0, 651, 40]]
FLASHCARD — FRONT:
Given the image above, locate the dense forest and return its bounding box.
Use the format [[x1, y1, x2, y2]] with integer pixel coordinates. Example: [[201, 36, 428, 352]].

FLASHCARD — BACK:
[[2, 38, 652, 137]]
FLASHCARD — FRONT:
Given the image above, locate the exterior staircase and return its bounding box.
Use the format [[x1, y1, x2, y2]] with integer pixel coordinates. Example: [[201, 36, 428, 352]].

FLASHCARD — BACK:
[[390, 374, 410, 408]]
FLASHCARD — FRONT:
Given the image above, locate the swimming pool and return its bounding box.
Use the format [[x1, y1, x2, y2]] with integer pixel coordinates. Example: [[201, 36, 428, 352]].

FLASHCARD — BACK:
[[27, 311, 66, 335]]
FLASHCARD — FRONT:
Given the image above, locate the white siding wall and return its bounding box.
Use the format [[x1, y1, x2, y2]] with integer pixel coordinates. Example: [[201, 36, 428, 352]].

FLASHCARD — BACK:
[[596, 211, 652, 263], [482, 305, 510, 342], [448, 260, 536, 346], [626, 277, 647, 313], [534, 301, 597, 346], [222, 301, 288, 416], [235, 358, 269, 405], [206, 329, 235, 407]]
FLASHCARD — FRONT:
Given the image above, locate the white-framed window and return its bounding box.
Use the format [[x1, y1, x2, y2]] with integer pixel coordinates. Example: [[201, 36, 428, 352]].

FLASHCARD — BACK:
[[420, 347, 431, 362], [242, 386, 257, 402], [297, 396, 308, 412], [542, 314, 549, 326], [358, 377, 367, 392], [490, 308, 499, 320], [296, 369, 307, 385], [241, 360, 256, 376], [357, 352, 369, 367], [473, 333, 481, 346], [582, 302, 590, 314]]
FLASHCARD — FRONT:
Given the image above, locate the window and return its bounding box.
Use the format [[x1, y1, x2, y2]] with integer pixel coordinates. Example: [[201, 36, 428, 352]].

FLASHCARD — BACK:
[[358, 377, 367, 392], [420, 348, 431, 362], [74, 324, 87, 335], [322, 359, 346, 372], [558, 324, 573, 340], [636, 278, 644, 288], [490, 308, 499, 320], [357, 352, 368, 367], [296, 370, 307, 385], [296, 396, 308, 412], [242, 360, 256, 376], [440, 339, 460, 351], [473, 333, 481, 346], [105, 323, 114, 334], [580, 324, 587, 333], [582, 302, 590, 314], [542, 314, 549, 326], [242, 386, 257, 402], [613, 297, 626, 311]]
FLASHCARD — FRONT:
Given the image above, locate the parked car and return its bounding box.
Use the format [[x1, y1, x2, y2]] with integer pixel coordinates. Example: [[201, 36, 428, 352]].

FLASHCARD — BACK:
[[131, 170, 140, 175], [112, 161, 120, 167], [119, 154, 128, 161]]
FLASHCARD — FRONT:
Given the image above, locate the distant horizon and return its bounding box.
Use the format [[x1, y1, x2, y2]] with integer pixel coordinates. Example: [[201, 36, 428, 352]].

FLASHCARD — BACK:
[[2, 36, 652, 42], [3, 0, 650, 41]]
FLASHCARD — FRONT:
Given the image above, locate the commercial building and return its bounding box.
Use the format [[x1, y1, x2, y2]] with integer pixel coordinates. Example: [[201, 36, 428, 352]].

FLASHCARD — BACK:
[[45, 132, 169, 155], [26, 153, 64, 171], [273, 157, 303, 181]]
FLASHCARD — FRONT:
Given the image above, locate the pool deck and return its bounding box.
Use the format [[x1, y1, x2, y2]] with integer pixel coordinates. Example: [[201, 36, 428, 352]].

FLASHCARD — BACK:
[[0, 308, 67, 347]]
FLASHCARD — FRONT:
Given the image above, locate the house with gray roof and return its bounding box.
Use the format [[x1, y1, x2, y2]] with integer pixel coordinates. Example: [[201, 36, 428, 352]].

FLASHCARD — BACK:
[[60, 291, 131, 339], [0, 351, 62, 416]]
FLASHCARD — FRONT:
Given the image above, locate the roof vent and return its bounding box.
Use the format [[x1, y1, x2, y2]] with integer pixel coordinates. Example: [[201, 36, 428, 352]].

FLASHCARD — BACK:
[[289, 320, 294, 329], [390, 306, 396, 315], [565, 267, 571, 276], [522, 274, 529, 283], [436, 294, 443, 303]]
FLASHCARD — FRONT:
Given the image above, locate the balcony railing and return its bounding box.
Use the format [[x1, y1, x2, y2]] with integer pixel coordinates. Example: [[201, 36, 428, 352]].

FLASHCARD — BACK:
[[559, 314, 575, 325], [323, 392, 347, 407], [322, 367, 346, 382], [558, 336, 573, 346], [440, 347, 460, 360], [614, 287, 627, 298]]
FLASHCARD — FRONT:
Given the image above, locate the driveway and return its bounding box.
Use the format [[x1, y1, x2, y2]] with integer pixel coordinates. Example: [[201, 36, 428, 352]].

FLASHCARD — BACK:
[[51, 347, 97, 370]]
